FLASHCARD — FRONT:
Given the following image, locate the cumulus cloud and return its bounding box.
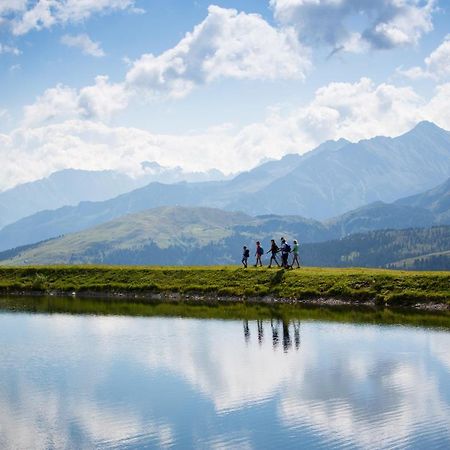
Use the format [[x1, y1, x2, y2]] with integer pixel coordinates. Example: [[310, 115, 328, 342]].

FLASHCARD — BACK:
[[61, 33, 105, 57], [78, 76, 129, 120], [23, 76, 129, 126], [227, 77, 429, 160], [0, 0, 26, 16], [125, 5, 311, 98], [23, 84, 81, 127], [3, 0, 138, 35], [4, 78, 450, 191], [424, 83, 450, 123], [271, 0, 435, 53], [298, 78, 425, 141], [23, 6, 311, 123], [398, 35, 450, 81]]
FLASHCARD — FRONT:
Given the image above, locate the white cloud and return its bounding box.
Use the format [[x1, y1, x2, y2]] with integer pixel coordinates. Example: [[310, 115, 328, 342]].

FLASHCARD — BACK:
[[9, 63, 21, 73], [0, 43, 21, 55], [227, 77, 430, 160], [11, 0, 57, 35], [424, 83, 450, 124], [22, 5, 311, 124], [23, 77, 129, 126], [125, 5, 311, 98], [425, 35, 450, 79], [61, 33, 105, 57], [23, 84, 81, 127], [78, 76, 129, 121], [4, 77, 450, 191], [399, 35, 450, 81], [396, 65, 431, 80], [7, 0, 138, 35], [0, 120, 236, 190], [299, 78, 426, 141], [0, 0, 26, 16], [271, 0, 435, 53]]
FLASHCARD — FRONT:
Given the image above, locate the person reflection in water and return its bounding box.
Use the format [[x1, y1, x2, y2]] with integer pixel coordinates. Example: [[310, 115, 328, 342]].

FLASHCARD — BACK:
[[243, 319, 250, 343], [271, 318, 279, 349], [282, 319, 292, 352], [293, 320, 301, 350], [242, 319, 301, 352], [257, 320, 264, 345]]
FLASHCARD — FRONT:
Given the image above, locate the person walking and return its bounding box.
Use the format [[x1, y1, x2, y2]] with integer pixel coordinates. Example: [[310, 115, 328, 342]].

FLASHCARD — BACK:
[[267, 239, 280, 268], [254, 241, 264, 267], [291, 239, 300, 268], [280, 238, 291, 269], [242, 246, 250, 268]]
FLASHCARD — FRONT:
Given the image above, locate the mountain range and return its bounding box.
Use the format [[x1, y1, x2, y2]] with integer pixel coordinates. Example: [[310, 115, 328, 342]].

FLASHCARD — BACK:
[[0, 171, 449, 254], [0, 163, 228, 230], [1, 121, 449, 252], [0, 120, 449, 267], [230, 121, 450, 218]]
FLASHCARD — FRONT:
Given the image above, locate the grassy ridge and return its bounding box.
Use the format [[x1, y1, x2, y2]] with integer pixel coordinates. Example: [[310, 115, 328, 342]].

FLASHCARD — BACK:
[[0, 265, 449, 307]]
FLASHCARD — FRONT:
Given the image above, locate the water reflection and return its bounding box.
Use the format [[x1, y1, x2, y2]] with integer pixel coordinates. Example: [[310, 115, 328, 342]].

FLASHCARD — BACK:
[[245, 319, 301, 352], [257, 319, 264, 345], [0, 299, 449, 449]]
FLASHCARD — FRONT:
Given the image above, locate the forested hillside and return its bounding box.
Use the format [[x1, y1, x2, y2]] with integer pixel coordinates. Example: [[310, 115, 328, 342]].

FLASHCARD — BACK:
[[300, 226, 450, 269]]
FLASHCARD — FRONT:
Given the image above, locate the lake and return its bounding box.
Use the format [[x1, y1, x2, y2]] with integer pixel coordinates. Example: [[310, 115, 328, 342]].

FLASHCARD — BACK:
[[0, 297, 449, 449]]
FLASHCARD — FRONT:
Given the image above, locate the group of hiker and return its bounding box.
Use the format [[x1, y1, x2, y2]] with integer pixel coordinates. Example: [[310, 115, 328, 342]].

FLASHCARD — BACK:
[[241, 237, 300, 269]]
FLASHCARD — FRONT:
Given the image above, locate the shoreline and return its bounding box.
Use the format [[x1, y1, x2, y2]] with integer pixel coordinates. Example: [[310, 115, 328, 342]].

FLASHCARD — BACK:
[[0, 265, 448, 312], [1, 288, 448, 312]]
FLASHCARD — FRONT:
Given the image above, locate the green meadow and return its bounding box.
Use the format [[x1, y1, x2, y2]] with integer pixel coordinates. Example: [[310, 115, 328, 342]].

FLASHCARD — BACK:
[[0, 265, 449, 307]]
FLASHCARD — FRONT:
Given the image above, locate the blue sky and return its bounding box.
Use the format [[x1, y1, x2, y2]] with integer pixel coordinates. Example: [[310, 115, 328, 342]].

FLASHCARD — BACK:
[[0, 0, 449, 190]]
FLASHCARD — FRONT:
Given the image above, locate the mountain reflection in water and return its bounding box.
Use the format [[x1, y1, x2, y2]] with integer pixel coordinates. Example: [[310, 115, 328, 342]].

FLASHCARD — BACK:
[[0, 297, 449, 449]]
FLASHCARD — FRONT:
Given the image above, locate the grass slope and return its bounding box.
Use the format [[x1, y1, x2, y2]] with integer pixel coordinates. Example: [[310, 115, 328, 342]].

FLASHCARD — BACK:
[[0, 207, 250, 264], [0, 206, 327, 266], [0, 266, 449, 307], [2, 208, 449, 270]]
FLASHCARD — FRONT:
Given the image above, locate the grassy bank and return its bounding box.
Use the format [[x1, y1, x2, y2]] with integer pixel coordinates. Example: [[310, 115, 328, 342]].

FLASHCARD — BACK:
[[0, 265, 449, 307]]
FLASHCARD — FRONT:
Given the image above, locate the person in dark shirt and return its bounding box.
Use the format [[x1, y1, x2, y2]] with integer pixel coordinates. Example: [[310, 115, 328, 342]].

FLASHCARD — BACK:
[[242, 246, 250, 268], [280, 238, 291, 269], [254, 241, 264, 267], [267, 239, 280, 268]]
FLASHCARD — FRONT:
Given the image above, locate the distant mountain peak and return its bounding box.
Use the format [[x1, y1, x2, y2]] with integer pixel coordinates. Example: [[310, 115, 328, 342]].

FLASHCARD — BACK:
[[409, 120, 447, 134]]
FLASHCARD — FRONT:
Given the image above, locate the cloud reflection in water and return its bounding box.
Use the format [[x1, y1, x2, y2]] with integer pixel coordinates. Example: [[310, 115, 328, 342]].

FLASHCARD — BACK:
[[0, 312, 449, 449]]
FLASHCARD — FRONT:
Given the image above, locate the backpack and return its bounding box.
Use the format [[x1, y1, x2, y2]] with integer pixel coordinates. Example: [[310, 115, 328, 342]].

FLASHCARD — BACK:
[[284, 243, 291, 253], [244, 249, 250, 258], [257, 246, 264, 255]]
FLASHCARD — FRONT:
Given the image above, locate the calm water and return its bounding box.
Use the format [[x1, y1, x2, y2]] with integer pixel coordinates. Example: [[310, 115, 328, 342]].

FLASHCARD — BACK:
[[0, 298, 450, 449]]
